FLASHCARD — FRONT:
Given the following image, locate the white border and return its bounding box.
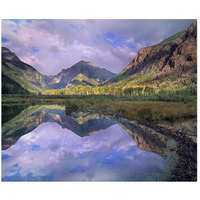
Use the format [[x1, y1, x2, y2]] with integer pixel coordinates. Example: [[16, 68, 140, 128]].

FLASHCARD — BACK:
[[0, 1, 199, 200]]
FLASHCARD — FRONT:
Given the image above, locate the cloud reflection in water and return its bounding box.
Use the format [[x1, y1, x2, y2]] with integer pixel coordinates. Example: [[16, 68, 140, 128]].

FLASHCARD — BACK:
[[2, 122, 168, 181]]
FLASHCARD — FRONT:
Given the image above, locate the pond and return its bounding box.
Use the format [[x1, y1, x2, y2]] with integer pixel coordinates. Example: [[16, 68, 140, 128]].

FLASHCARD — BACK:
[[2, 105, 179, 181]]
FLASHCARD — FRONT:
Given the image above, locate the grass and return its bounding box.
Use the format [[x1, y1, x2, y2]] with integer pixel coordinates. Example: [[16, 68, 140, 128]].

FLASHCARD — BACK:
[[107, 100, 196, 122], [67, 95, 196, 122], [2, 94, 196, 123]]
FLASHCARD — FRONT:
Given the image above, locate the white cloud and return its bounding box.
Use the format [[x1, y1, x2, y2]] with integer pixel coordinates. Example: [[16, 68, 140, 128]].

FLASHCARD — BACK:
[[2, 19, 194, 75], [2, 122, 169, 181], [2, 123, 136, 179]]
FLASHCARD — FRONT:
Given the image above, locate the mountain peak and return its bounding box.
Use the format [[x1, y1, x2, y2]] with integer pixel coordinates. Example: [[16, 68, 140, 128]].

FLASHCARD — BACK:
[[2, 47, 49, 94], [78, 60, 88, 63], [75, 60, 98, 68], [2, 47, 20, 62], [2, 46, 10, 52], [48, 61, 116, 88]]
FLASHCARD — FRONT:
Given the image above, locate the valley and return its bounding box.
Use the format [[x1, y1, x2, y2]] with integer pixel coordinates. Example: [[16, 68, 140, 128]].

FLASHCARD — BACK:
[[1, 19, 197, 181]]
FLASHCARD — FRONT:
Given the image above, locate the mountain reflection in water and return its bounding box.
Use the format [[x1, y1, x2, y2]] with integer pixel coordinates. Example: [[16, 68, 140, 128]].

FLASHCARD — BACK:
[[2, 105, 178, 181]]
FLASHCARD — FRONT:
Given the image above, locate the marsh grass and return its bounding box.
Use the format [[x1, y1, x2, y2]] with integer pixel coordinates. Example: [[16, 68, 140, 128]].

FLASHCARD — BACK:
[[69, 97, 197, 122], [2, 94, 196, 123]]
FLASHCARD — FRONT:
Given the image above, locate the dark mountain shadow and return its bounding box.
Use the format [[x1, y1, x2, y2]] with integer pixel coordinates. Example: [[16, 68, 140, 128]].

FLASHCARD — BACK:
[[2, 105, 28, 125], [2, 105, 115, 150], [108, 116, 178, 164]]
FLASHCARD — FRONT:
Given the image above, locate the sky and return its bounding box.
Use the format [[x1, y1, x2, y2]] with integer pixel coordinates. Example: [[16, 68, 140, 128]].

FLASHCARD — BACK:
[[2, 121, 167, 181], [2, 19, 194, 75]]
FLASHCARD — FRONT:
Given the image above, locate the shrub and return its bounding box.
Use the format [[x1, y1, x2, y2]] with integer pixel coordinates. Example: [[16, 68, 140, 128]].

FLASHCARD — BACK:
[[116, 108, 129, 115], [65, 100, 79, 115], [137, 108, 153, 120]]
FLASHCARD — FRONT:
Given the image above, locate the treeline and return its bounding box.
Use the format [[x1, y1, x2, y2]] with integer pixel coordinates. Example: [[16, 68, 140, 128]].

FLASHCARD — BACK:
[[42, 83, 197, 102], [2, 74, 29, 94], [43, 85, 156, 97]]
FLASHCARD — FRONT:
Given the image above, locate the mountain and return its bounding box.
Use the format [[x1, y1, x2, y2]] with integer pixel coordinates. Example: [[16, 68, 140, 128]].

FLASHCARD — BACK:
[[46, 60, 116, 89], [2, 48, 115, 92], [2, 73, 29, 94], [2, 47, 49, 94], [106, 20, 197, 84], [3, 20, 196, 95], [66, 73, 99, 88]]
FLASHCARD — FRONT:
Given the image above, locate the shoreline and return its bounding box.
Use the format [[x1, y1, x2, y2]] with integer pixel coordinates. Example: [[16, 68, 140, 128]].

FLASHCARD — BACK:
[[84, 107, 197, 181], [2, 102, 197, 181]]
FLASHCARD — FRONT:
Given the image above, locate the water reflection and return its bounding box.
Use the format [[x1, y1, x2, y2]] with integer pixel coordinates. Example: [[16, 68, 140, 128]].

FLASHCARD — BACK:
[[2, 105, 115, 150], [2, 105, 179, 181], [158, 119, 197, 143], [2, 105, 28, 125]]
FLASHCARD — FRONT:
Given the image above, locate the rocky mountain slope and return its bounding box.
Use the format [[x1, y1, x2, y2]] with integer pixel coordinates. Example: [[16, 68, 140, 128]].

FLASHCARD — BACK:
[[2, 47, 49, 94], [106, 20, 197, 84], [46, 60, 116, 89]]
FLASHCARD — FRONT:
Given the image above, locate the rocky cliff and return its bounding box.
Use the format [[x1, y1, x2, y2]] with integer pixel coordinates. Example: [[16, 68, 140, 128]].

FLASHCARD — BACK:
[[108, 20, 197, 83]]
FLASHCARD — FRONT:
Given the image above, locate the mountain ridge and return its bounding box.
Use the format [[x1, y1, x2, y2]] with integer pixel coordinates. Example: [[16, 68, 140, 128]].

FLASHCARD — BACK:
[[2, 20, 197, 94], [105, 20, 197, 84], [2, 48, 116, 93], [46, 60, 116, 89], [2, 47, 49, 94]]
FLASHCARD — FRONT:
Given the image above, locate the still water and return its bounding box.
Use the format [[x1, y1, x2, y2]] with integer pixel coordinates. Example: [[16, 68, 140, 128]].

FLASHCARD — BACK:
[[2, 105, 178, 181]]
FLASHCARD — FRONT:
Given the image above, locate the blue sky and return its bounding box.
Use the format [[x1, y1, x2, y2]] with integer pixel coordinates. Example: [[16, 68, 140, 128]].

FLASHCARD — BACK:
[[2, 19, 194, 75], [2, 122, 168, 181], [2, 37, 9, 43]]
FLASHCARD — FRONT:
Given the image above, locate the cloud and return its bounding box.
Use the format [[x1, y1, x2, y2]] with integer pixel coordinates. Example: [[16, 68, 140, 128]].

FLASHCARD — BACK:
[[2, 19, 194, 75], [2, 122, 167, 181]]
